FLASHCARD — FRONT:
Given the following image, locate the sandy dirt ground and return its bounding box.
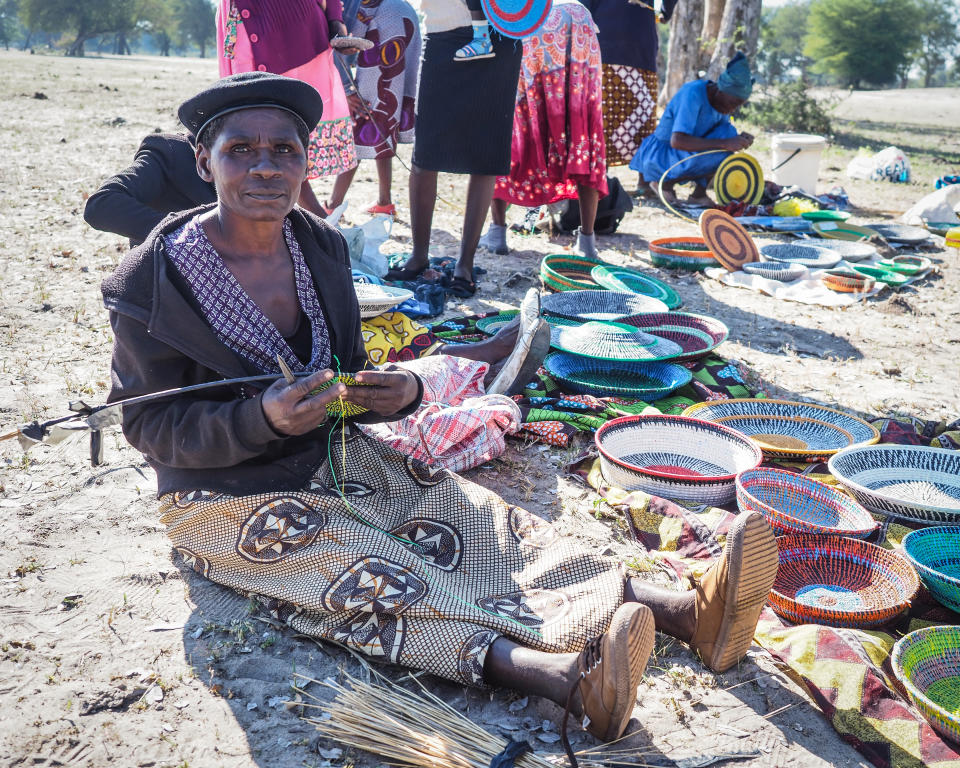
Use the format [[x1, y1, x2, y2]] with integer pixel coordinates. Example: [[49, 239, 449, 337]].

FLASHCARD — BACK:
[[1, 51, 957, 768]]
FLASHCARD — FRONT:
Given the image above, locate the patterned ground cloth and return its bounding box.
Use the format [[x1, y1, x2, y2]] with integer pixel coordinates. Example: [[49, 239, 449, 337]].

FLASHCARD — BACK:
[[162, 430, 624, 686], [362, 311, 442, 365], [346, 0, 421, 160], [602, 64, 659, 167], [570, 442, 960, 768], [359, 355, 521, 472], [493, 1, 607, 207]]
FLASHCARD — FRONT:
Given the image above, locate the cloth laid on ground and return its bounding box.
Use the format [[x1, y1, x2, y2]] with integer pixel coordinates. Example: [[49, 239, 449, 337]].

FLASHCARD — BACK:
[[362, 311, 443, 364], [901, 184, 960, 228], [567, 455, 960, 768], [358, 355, 522, 472], [705, 252, 935, 308]]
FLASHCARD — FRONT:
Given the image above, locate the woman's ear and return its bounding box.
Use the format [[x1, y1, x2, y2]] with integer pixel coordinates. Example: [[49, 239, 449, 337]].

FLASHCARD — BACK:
[[196, 145, 214, 183]]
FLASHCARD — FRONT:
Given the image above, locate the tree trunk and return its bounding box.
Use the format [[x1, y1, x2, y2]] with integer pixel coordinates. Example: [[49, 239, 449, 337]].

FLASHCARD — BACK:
[[700, 0, 725, 63], [706, 0, 763, 80], [21, 27, 33, 51], [198, 39, 206, 57], [661, 0, 705, 107]]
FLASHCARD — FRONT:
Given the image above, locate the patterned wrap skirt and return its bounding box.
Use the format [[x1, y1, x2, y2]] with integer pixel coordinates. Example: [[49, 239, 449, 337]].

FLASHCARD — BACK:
[[494, 2, 608, 206], [160, 430, 624, 685], [602, 64, 659, 167]]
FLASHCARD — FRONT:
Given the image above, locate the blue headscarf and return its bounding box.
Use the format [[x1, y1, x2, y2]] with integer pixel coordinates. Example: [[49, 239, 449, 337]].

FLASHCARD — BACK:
[[717, 51, 754, 100]]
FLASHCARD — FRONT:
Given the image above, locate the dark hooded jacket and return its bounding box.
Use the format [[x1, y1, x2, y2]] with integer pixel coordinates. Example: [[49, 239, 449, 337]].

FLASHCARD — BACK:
[[101, 205, 421, 498]]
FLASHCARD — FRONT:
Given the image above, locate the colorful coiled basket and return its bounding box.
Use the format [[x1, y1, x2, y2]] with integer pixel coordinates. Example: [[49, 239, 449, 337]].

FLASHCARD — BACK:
[[736, 467, 879, 538], [770, 534, 919, 628], [892, 626, 960, 745], [902, 527, 960, 614]]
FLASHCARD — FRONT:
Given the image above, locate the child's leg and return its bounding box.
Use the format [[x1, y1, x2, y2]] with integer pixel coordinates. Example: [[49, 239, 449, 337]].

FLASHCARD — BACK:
[[455, 1, 495, 61]]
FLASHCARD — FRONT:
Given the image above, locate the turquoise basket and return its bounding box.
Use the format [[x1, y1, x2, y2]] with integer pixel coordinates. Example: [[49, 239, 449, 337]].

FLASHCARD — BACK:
[[902, 527, 960, 614]]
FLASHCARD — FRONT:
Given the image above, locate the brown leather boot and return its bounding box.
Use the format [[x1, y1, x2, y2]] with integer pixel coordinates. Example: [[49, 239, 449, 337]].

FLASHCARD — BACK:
[[689, 511, 778, 673], [564, 603, 656, 744]]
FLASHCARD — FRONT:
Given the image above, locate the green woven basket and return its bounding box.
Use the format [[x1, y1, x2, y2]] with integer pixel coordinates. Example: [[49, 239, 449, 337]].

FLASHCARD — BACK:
[[892, 626, 960, 745], [540, 254, 606, 291]]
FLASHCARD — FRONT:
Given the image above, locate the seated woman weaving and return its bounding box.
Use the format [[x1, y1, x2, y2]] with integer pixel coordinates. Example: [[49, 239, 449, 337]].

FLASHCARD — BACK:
[[630, 52, 756, 206], [101, 72, 778, 747]]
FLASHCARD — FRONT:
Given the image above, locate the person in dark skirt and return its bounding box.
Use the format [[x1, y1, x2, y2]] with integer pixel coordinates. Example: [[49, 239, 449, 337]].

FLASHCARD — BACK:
[[385, 0, 522, 297]]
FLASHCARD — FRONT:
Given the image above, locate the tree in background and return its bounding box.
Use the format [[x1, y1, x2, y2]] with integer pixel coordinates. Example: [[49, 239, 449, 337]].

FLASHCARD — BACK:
[[805, 0, 920, 88], [175, 0, 214, 58], [909, 0, 960, 87], [661, 0, 763, 104], [756, 1, 812, 83], [0, 0, 21, 49]]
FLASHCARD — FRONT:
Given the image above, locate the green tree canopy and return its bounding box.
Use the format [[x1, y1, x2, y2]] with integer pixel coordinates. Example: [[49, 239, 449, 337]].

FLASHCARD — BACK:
[[805, 0, 921, 88], [909, 0, 960, 87], [757, 1, 812, 83]]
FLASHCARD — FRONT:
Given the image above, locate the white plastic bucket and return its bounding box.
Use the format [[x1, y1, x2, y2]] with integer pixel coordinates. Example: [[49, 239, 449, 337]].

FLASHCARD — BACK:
[[772, 133, 827, 194]]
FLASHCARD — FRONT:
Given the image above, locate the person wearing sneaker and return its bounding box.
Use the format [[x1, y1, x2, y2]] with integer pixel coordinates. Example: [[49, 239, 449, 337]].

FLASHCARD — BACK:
[[479, 0, 607, 260]]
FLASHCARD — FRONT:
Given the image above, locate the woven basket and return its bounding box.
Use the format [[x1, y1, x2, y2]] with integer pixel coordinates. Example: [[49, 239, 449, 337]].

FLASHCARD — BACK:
[[540, 254, 606, 291], [682, 399, 880, 460], [617, 312, 729, 363], [551, 321, 683, 362], [892, 626, 960, 745], [902, 527, 960, 613], [742, 261, 807, 281], [736, 467, 879, 538], [761, 243, 841, 269], [309, 374, 370, 417], [770, 534, 919, 628], [354, 283, 414, 318], [812, 221, 875, 241], [822, 269, 875, 294], [590, 265, 682, 309], [868, 223, 930, 245], [823, 240, 877, 262], [543, 353, 692, 399], [851, 264, 909, 287], [828, 445, 960, 524], [649, 237, 719, 271], [541, 289, 668, 322], [595, 415, 761, 505], [878, 255, 933, 275], [475, 310, 519, 336]]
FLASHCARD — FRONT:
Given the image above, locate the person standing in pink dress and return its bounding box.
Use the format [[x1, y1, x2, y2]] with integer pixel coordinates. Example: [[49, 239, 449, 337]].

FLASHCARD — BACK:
[[216, 0, 359, 217]]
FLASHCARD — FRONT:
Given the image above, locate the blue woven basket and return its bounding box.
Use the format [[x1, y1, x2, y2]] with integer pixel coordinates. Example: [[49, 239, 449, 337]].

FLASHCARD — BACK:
[[543, 352, 692, 399], [903, 527, 960, 614]]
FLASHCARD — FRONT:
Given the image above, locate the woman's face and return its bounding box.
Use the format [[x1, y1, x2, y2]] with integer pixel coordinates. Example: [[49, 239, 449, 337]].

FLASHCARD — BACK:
[[197, 108, 307, 222], [713, 89, 747, 115]]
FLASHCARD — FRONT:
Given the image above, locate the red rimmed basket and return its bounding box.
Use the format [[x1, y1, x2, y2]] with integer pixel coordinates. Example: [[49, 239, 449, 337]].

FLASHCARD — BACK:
[[648, 237, 719, 271], [595, 414, 762, 505], [770, 534, 919, 628], [736, 467, 879, 538]]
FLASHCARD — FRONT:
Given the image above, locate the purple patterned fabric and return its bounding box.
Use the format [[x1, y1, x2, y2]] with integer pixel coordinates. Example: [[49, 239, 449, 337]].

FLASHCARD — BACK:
[[163, 217, 332, 375]]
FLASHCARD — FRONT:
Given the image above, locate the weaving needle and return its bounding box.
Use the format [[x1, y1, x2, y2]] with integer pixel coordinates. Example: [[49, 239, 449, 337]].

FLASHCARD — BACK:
[[277, 354, 296, 385]]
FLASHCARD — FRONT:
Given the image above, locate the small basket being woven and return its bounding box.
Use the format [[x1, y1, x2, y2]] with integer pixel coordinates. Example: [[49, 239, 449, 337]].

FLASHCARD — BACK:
[[770, 534, 919, 628], [540, 254, 605, 291], [736, 467, 879, 538], [902, 527, 960, 614], [649, 237, 719, 271], [892, 626, 960, 745]]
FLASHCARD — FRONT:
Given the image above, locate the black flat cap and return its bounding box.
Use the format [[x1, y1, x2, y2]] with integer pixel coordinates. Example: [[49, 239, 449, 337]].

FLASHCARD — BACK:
[[178, 71, 324, 142]]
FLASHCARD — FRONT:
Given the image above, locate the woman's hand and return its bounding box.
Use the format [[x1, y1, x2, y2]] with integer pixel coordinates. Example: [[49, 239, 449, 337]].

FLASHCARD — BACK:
[[330, 20, 360, 55], [261, 369, 345, 436], [344, 369, 419, 417]]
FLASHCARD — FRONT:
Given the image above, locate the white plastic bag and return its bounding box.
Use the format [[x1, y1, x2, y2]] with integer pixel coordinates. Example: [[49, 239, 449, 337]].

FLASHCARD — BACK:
[[846, 146, 910, 183], [901, 185, 960, 226]]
